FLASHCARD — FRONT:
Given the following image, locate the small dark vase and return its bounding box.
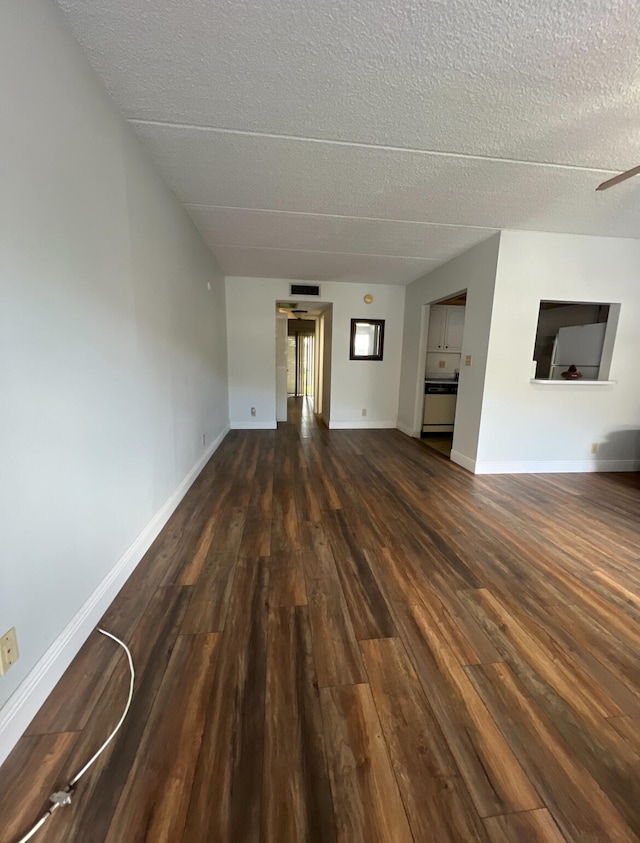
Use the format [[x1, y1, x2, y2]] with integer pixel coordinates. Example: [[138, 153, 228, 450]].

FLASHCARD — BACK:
[[561, 364, 583, 380]]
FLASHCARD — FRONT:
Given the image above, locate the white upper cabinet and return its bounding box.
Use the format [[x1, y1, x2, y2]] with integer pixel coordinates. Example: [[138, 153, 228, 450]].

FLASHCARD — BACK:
[[426, 306, 447, 350], [444, 307, 465, 351], [427, 306, 465, 352]]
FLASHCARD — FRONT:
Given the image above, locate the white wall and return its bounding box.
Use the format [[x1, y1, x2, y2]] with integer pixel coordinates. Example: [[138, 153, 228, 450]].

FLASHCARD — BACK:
[[0, 0, 228, 758], [476, 230, 640, 472], [397, 235, 501, 467], [330, 285, 405, 427], [426, 351, 461, 378], [226, 278, 405, 428]]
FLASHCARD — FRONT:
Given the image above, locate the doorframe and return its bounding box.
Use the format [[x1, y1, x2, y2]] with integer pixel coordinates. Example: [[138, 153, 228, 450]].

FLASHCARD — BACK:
[[412, 290, 467, 438], [275, 301, 332, 422], [314, 317, 322, 412], [411, 303, 431, 436], [275, 309, 288, 422]]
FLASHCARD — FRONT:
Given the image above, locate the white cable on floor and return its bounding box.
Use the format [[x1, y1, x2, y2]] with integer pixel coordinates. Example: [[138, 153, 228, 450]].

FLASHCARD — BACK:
[[14, 814, 49, 843], [69, 629, 135, 786], [14, 629, 135, 843]]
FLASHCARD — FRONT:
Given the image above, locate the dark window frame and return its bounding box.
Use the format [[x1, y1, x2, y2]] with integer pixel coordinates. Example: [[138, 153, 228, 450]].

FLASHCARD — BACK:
[[349, 318, 385, 361]]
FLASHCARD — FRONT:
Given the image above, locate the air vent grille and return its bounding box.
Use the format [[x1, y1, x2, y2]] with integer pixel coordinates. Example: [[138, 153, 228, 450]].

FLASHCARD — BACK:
[[290, 283, 320, 297]]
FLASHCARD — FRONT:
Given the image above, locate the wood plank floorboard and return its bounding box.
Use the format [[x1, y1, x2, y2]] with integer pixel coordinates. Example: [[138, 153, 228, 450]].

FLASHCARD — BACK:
[[300, 521, 367, 687], [103, 633, 220, 843], [261, 606, 335, 843], [320, 683, 414, 843], [182, 558, 269, 842], [607, 715, 640, 757], [360, 637, 491, 842], [466, 662, 640, 842], [371, 550, 543, 818], [267, 549, 307, 607], [24, 632, 123, 736], [482, 808, 567, 843], [42, 586, 195, 843], [0, 733, 78, 843], [323, 509, 397, 641], [3, 396, 640, 842], [456, 588, 630, 719]]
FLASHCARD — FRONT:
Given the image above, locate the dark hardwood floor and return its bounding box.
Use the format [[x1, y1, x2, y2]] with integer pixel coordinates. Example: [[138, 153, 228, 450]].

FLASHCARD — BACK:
[[2, 397, 640, 842], [420, 431, 453, 457]]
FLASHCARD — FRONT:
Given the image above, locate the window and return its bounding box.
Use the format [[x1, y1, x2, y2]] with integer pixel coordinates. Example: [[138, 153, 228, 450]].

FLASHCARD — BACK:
[[349, 319, 385, 360], [532, 301, 619, 381]]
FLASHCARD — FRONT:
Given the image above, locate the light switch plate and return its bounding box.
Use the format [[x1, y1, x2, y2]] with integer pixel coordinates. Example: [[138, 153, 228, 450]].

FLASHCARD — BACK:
[[464, 354, 472, 366]]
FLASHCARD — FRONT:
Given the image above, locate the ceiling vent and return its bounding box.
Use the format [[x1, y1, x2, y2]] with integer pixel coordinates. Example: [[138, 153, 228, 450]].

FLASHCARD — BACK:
[[290, 283, 320, 297]]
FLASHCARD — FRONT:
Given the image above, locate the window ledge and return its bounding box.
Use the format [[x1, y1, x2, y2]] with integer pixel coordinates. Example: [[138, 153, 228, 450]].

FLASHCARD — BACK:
[[530, 379, 616, 386]]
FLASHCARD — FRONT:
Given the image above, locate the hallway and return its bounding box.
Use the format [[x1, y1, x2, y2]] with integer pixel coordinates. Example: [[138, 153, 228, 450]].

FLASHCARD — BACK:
[[2, 407, 640, 842]]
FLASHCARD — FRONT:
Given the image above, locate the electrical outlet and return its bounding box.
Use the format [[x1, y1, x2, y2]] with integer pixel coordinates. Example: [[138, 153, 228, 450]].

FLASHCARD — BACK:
[[362, 408, 367, 417], [438, 360, 445, 368], [590, 443, 599, 455], [251, 407, 256, 417], [464, 354, 472, 367], [0, 627, 19, 676]]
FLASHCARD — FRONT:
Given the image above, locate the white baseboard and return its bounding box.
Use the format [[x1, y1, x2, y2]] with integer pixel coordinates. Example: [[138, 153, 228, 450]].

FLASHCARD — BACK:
[[450, 450, 476, 472], [450, 450, 640, 475], [230, 421, 277, 429], [0, 423, 230, 768], [396, 421, 420, 437], [473, 458, 640, 474], [329, 420, 397, 430]]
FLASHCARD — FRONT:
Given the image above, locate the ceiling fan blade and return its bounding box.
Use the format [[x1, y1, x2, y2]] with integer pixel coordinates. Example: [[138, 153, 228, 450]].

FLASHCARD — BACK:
[[595, 165, 640, 191]]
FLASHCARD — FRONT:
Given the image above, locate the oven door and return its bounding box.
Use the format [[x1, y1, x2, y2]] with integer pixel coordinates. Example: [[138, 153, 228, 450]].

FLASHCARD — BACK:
[[423, 393, 457, 432]]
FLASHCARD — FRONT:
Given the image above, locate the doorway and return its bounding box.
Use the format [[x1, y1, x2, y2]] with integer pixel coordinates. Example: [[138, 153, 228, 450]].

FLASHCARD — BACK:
[[287, 324, 315, 398], [419, 290, 467, 459], [275, 302, 332, 425]]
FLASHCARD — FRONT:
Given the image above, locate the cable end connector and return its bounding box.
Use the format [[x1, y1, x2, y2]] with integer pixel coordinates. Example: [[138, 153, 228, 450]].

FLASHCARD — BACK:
[[50, 789, 73, 809]]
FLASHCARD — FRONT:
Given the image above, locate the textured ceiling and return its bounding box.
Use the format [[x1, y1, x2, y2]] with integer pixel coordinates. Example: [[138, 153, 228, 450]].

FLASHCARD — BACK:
[[57, 0, 640, 285]]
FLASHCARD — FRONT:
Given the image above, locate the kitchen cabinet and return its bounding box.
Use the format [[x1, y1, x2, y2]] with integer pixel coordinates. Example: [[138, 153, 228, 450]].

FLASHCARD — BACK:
[[427, 305, 465, 352]]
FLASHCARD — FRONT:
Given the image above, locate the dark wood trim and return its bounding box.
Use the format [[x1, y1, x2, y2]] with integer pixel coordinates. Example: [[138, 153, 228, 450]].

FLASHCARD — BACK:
[[349, 318, 385, 360]]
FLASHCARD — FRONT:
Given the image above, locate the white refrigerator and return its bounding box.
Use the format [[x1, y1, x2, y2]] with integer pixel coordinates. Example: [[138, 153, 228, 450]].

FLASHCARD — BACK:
[[549, 322, 606, 380]]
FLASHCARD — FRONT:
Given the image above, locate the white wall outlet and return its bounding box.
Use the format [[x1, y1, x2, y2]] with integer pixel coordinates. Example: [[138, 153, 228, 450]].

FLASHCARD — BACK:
[[251, 407, 256, 417], [438, 360, 445, 368], [362, 408, 367, 416], [0, 627, 19, 676], [464, 354, 473, 367], [590, 443, 599, 455]]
